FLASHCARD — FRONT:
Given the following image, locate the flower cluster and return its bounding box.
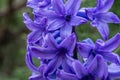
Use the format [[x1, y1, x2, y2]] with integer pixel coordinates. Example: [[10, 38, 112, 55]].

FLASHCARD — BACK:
[[23, 0, 120, 80]]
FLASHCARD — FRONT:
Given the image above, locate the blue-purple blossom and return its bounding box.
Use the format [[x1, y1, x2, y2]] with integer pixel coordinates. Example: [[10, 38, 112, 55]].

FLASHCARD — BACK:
[[34, 0, 87, 39], [86, 0, 120, 40], [23, 13, 48, 44], [57, 55, 108, 80], [30, 33, 76, 76], [77, 33, 120, 65]]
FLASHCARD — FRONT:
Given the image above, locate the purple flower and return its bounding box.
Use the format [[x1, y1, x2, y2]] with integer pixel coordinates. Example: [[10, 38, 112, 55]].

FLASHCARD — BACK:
[[77, 33, 120, 65], [30, 33, 76, 76], [34, 0, 87, 39], [57, 55, 108, 80], [86, 0, 120, 40], [23, 13, 48, 44]]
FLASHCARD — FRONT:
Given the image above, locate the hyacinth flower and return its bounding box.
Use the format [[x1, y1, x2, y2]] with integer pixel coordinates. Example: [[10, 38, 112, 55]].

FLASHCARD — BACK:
[[77, 33, 120, 65], [23, 13, 48, 44], [30, 33, 76, 76], [86, 0, 120, 40], [34, 0, 87, 39], [57, 55, 108, 80], [27, 0, 51, 9]]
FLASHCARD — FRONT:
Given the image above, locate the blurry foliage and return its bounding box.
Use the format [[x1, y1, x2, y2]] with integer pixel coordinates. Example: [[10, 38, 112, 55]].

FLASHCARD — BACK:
[[0, 0, 120, 80]]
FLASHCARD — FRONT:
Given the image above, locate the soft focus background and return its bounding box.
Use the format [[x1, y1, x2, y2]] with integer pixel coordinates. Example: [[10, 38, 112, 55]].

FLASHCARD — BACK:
[[0, 0, 120, 80]]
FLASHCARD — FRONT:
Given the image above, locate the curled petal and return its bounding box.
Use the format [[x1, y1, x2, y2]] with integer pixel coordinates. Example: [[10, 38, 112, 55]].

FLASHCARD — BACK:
[[100, 33, 120, 51], [26, 53, 39, 73], [30, 46, 57, 59]]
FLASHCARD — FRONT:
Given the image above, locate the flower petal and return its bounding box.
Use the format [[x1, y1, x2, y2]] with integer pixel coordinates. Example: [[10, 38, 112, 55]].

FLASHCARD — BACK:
[[65, 0, 81, 15], [52, 0, 65, 15], [87, 55, 108, 79], [100, 33, 120, 51], [108, 63, 120, 79], [27, 31, 42, 43], [96, 22, 109, 40], [96, 0, 114, 13], [60, 23, 72, 39], [100, 51, 120, 65], [72, 60, 88, 79], [44, 56, 62, 76], [60, 33, 76, 54], [26, 53, 39, 73], [30, 46, 57, 59], [44, 34, 58, 49], [29, 74, 43, 80], [47, 18, 65, 31], [96, 12, 120, 23], [57, 70, 78, 80], [70, 16, 87, 26], [77, 42, 93, 58]]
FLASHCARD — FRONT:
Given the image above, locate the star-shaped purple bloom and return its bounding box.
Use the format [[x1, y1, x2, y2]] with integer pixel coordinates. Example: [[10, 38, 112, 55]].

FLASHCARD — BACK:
[[57, 55, 108, 80], [30, 33, 76, 76], [77, 33, 120, 65], [34, 0, 87, 39], [86, 0, 120, 40], [23, 13, 48, 44]]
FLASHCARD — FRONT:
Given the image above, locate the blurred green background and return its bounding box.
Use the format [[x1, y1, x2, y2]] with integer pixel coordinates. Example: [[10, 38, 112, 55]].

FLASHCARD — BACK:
[[0, 0, 120, 80]]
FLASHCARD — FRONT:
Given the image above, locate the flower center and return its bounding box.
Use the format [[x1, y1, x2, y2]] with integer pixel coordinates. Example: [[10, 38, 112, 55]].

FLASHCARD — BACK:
[[81, 74, 94, 80], [65, 15, 71, 22], [59, 47, 68, 55]]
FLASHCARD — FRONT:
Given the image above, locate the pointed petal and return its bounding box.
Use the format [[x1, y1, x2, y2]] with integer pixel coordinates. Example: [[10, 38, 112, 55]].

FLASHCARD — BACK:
[[77, 42, 93, 58], [100, 33, 120, 51], [57, 70, 78, 80], [23, 13, 39, 31], [47, 19, 65, 31], [26, 53, 39, 73], [108, 63, 120, 79], [27, 31, 42, 43], [97, 12, 120, 23], [65, 0, 81, 15], [60, 23, 72, 39], [44, 56, 62, 76], [60, 33, 76, 54], [96, 22, 109, 40], [44, 34, 58, 49], [29, 74, 43, 80], [70, 16, 87, 26], [52, 0, 65, 15], [96, 0, 114, 12], [30, 46, 57, 59], [100, 51, 120, 65], [72, 60, 88, 79], [87, 55, 108, 79]]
